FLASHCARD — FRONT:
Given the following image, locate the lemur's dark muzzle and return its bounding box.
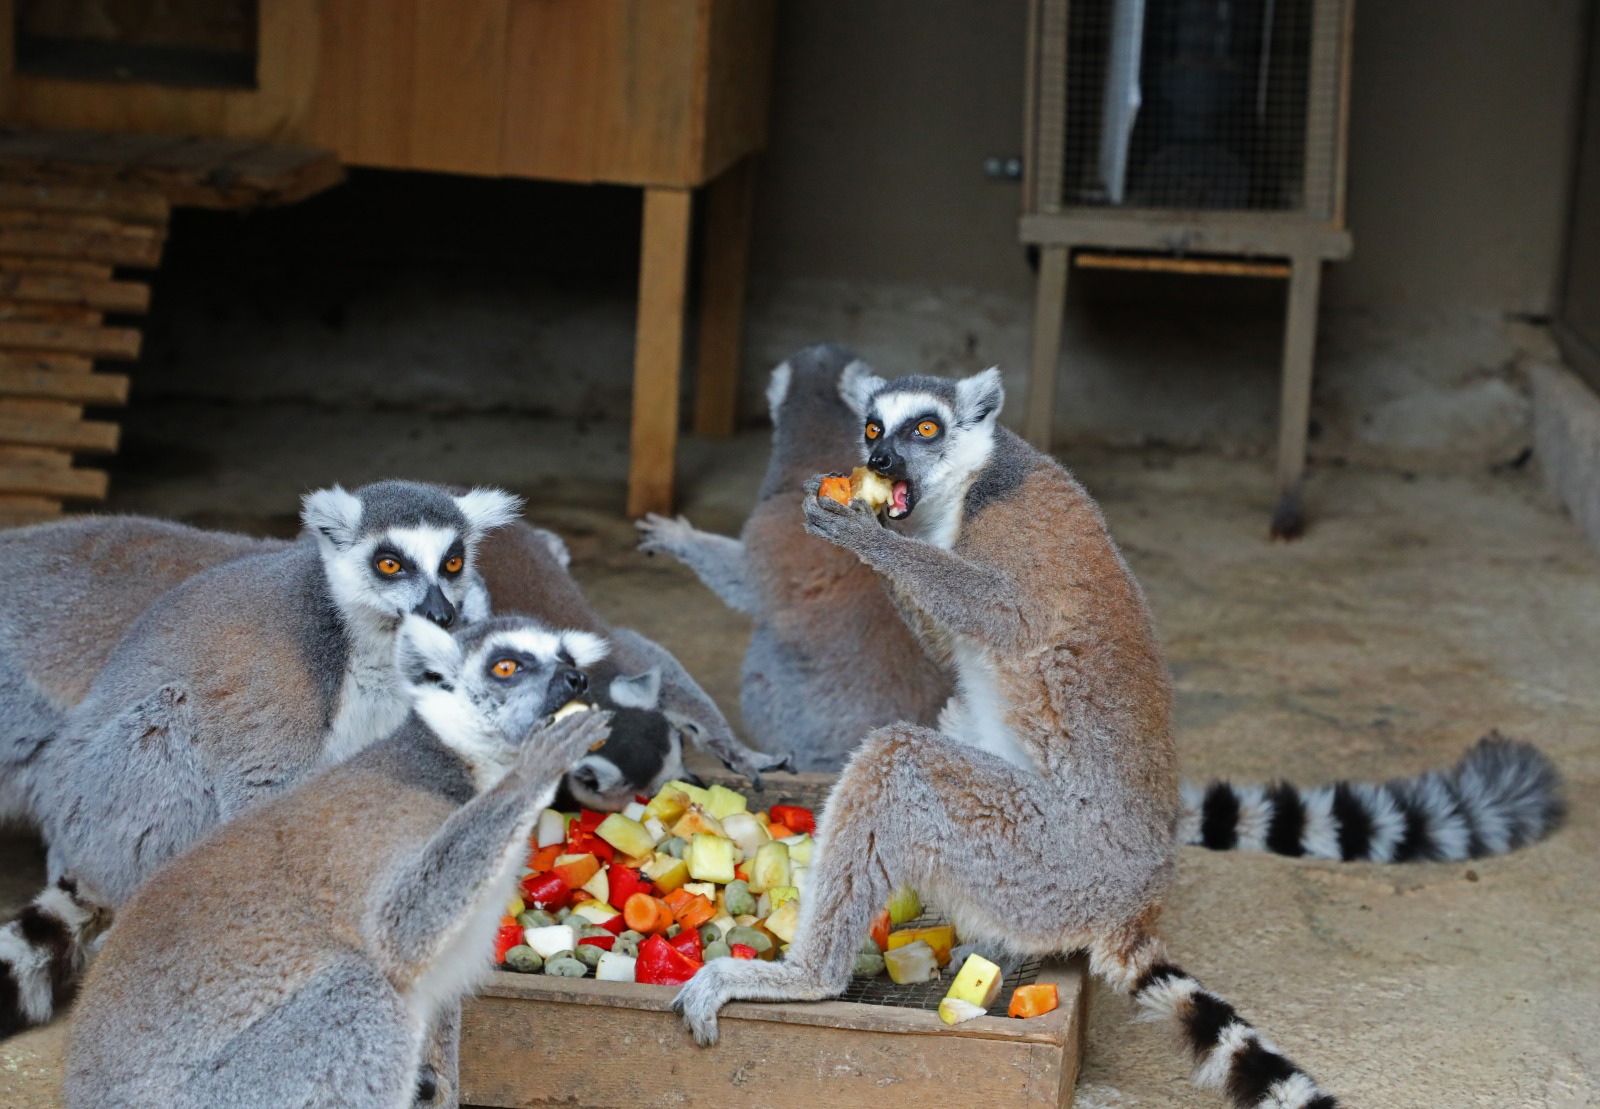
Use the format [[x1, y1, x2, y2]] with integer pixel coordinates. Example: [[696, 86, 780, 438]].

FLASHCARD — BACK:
[[414, 584, 456, 629], [868, 445, 905, 477]]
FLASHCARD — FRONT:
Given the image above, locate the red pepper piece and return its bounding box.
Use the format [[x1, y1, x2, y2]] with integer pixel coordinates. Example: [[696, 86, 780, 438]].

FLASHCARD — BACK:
[[578, 935, 616, 951], [635, 934, 702, 986], [769, 805, 816, 835], [567, 829, 615, 865], [577, 809, 606, 833], [667, 926, 702, 963], [519, 870, 570, 910], [730, 943, 758, 960], [597, 913, 627, 935], [607, 866, 654, 911], [493, 922, 523, 964]]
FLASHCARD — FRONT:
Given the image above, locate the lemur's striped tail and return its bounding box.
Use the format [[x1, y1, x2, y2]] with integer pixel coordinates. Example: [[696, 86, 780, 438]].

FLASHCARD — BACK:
[[0, 877, 104, 1039], [1180, 732, 1564, 863], [1129, 962, 1337, 1108]]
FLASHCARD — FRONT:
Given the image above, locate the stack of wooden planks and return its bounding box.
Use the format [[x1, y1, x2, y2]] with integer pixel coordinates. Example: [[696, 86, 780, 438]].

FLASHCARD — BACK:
[[0, 130, 342, 525]]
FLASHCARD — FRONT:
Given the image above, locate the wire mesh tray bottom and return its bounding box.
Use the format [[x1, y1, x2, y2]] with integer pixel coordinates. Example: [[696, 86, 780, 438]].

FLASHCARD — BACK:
[[834, 914, 1043, 1014]]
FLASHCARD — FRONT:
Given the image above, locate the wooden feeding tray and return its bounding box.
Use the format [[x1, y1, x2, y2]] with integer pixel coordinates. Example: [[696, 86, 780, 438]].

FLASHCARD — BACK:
[[459, 772, 1092, 1108]]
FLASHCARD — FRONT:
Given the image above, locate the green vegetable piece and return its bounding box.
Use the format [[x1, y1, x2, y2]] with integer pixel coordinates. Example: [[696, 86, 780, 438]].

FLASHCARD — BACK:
[[518, 909, 556, 930], [703, 941, 732, 961], [665, 923, 682, 939], [617, 929, 645, 944], [574, 922, 609, 940], [724, 926, 772, 953], [504, 945, 544, 974], [722, 879, 757, 918], [554, 907, 572, 923], [573, 944, 605, 968], [853, 951, 886, 978], [697, 922, 722, 945], [613, 937, 640, 959], [657, 837, 687, 859], [544, 956, 588, 977]]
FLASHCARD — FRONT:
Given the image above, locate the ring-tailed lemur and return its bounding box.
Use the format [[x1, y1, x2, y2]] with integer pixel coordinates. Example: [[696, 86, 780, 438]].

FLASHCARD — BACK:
[[644, 349, 1565, 863], [0, 480, 517, 1049], [66, 614, 613, 1109], [674, 366, 1350, 1108], [636, 343, 949, 770], [475, 517, 791, 794]]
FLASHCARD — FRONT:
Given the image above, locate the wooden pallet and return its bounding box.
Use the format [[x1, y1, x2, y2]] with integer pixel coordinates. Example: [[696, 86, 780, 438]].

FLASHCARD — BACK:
[[0, 132, 342, 525]]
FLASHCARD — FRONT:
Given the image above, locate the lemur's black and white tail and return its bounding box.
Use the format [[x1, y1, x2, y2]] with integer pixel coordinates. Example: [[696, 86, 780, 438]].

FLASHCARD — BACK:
[[0, 877, 102, 1039], [1129, 962, 1337, 1109], [1180, 732, 1564, 863]]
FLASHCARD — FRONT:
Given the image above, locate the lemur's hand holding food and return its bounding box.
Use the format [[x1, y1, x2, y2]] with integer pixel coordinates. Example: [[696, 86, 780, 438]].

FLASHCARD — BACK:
[[816, 467, 896, 512], [802, 474, 883, 547]]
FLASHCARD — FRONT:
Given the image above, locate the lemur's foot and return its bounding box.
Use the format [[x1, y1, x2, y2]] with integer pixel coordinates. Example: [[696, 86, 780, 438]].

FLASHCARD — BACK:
[[719, 747, 796, 792], [673, 958, 740, 1046], [635, 513, 697, 558]]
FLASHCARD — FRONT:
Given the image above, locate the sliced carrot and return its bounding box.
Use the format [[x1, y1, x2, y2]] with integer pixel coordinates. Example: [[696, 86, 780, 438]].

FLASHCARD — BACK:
[[674, 893, 716, 931], [868, 909, 892, 952], [527, 844, 563, 874], [765, 822, 795, 840], [661, 887, 696, 915], [1008, 983, 1059, 1019], [623, 892, 675, 935]]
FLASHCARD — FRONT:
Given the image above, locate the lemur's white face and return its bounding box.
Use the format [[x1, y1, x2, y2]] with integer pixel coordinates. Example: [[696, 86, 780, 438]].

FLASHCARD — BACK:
[[400, 615, 609, 786], [302, 484, 519, 630], [839, 364, 1005, 541]]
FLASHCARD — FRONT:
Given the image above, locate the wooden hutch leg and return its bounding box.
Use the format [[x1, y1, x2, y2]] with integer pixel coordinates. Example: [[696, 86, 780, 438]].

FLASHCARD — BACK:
[[627, 186, 694, 519], [1271, 255, 1324, 540], [1025, 244, 1069, 451], [693, 155, 757, 438]]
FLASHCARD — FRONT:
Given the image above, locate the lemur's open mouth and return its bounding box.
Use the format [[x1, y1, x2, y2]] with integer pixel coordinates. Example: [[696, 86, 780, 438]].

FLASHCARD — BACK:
[[887, 480, 913, 519]]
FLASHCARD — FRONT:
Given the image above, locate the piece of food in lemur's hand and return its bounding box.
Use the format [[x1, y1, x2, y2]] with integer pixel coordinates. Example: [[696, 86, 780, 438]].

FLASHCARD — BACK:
[[817, 466, 895, 512]]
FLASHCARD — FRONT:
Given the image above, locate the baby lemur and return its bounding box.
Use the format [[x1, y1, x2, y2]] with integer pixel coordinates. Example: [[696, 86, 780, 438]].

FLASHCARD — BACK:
[[637, 342, 948, 770], [674, 366, 1343, 1108], [66, 614, 612, 1109]]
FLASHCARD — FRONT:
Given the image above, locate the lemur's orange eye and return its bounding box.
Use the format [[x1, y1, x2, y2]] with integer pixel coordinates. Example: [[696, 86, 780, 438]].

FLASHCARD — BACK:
[[443, 555, 463, 574], [865, 422, 882, 441], [491, 658, 520, 678], [375, 556, 402, 576], [917, 420, 940, 438]]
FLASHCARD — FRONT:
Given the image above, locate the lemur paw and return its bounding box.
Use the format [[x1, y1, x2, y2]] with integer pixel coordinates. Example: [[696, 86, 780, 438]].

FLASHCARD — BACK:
[[673, 962, 733, 1046], [522, 711, 614, 781], [801, 476, 878, 547], [635, 513, 696, 559]]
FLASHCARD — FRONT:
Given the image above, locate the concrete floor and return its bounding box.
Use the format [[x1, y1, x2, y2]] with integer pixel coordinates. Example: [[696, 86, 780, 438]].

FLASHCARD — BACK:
[[2, 401, 1597, 1108]]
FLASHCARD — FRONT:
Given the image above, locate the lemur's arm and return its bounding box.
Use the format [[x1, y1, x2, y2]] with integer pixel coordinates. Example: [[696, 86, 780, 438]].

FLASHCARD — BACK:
[[635, 514, 760, 616], [801, 483, 1031, 650], [608, 626, 793, 787], [373, 713, 611, 976]]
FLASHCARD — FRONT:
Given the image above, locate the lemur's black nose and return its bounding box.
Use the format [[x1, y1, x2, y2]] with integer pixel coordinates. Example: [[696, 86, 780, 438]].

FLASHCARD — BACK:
[[868, 449, 894, 473], [560, 669, 588, 695], [414, 584, 456, 629]]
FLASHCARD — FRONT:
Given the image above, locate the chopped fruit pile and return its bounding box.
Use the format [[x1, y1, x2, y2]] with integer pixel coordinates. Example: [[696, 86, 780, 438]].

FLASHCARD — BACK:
[[494, 781, 1058, 1023]]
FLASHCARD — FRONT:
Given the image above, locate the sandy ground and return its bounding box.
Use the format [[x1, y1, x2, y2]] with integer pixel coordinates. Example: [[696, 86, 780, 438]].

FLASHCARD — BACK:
[[1, 404, 1596, 1108]]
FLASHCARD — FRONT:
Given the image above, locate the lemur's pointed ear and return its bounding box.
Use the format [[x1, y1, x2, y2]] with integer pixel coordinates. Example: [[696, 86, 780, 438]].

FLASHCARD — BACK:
[[397, 615, 462, 689], [609, 667, 662, 710], [956, 367, 1005, 425], [453, 487, 522, 536], [302, 485, 363, 549], [765, 360, 793, 420], [838, 359, 887, 416]]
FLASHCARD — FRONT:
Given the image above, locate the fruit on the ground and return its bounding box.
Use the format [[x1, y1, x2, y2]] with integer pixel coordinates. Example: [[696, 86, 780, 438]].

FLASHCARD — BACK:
[[705, 784, 749, 820], [764, 898, 801, 944], [779, 834, 814, 866], [671, 807, 727, 840], [945, 953, 1003, 1009], [642, 787, 690, 825], [887, 886, 922, 925], [869, 909, 893, 952], [854, 951, 886, 977], [884, 940, 939, 984], [661, 780, 712, 810], [686, 833, 737, 883], [747, 841, 790, 894], [571, 899, 620, 927], [1008, 983, 1059, 1019], [523, 924, 577, 960], [721, 812, 771, 856], [938, 998, 987, 1026], [596, 813, 657, 859], [640, 854, 689, 894], [551, 852, 601, 890], [886, 924, 955, 966]]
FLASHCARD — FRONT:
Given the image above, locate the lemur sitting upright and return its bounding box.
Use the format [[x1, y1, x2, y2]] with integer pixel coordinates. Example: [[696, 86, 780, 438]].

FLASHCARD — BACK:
[[66, 615, 613, 1109], [674, 366, 1349, 1108], [637, 342, 948, 770], [647, 349, 1563, 864]]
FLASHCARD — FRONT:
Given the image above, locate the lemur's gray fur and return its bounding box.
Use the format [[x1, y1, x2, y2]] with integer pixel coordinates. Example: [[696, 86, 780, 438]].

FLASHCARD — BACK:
[[0, 481, 517, 1082], [637, 343, 948, 770], [477, 517, 790, 790], [673, 367, 1345, 1109], [66, 615, 613, 1109]]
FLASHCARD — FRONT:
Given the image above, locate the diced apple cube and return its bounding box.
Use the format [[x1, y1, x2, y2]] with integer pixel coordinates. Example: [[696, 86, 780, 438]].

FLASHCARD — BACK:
[[535, 809, 567, 849], [622, 800, 648, 822], [705, 784, 749, 820], [580, 868, 612, 903], [523, 924, 576, 960], [945, 953, 1004, 1009], [571, 899, 621, 926], [887, 924, 955, 967], [779, 833, 814, 866], [887, 885, 922, 925], [595, 951, 637, 982], [643, 817, 669, 844], [641, 855, 689, 894], [685, 833, 737, 883], [938, 998, 987, 1026], [768, 886, 799, 909], [670, 806, 727, 840], [683, 881, 717, 901], [642, 787, 690, 825], [721, 812, 772, 856], [596, 814, 657, 859], [662, 780, 713, 809], [747, 842, 790, 894], [884, 940, 939, 984], [764, 898, 801, 944]]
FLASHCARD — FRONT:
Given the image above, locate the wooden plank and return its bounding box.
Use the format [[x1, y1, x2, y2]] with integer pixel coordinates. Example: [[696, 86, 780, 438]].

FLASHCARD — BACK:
[[0, 227, 164, 267], [693, 155, 756, 436], [0, 462, 107, 499], [0, 209, 162, 236], [0, 255, 114, 280], [1075, 253, 1291, 278], [1020, 211, 1353, 260], [0, 183, 168, 224], [216, 145, 344, 206], [696, 0, 778, 181], [1271, 256, 1324, 541], [409, 0, 508, 175], [0, 366, 128, 405], [626, 187, 694, 518], [0, 493, 62, 521], [0, 273, 150, 313], [0, 303, 100, 325], [0, 349, 93, 373], [0, 397, 80, 420], [0, 411, 118, 452], [0, 445, 71, 468], [1025, 245, 1069, 451], [0, 320, 141, 359]]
